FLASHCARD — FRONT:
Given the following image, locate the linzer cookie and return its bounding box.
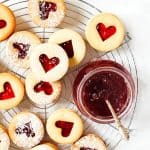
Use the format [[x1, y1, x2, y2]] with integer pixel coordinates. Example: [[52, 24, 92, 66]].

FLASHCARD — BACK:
[[71, 134, 107, 150], [31, 143, 58, 150], [28, 0, 65, 28], [49, 29, 86, 67], [85, 13, 125, 52], [25, 71, 62, 106], [0, 3, 16, 42], [0, 73, 24, 110], [8, 112, 44, 149], [6, 31, 41, 69], [46, 108, 83, 144], [0, 125, 10, 150], [30, 43, 69, 82]]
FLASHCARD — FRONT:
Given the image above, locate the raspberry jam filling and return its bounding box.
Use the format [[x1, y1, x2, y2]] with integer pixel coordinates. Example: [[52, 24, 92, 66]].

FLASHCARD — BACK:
[[0, 20, 7, 29], [15, 121, 35, 138], [39, 1, 57, 20], [34, 81, 53, 95], [59, 40, 74, 58], [39, 54, 60, 73], [96, 23, 116, 41], [13, 42, 30, 59], [82, 71, 127, 117], [80, 148, 96, 150], [55, 121, 74, 137], [0, 82, 15, 100]]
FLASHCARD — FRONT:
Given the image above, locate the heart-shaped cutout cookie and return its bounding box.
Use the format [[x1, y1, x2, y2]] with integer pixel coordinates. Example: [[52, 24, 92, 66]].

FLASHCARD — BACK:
[[0, 20, 7, 29], [59, 40, 74, 58], [96, 23, 116, 41], [39, 54, 60, 73], [34, 81, 53, 95], [55, 121, 74, 137], [0, 82, 15, 100]]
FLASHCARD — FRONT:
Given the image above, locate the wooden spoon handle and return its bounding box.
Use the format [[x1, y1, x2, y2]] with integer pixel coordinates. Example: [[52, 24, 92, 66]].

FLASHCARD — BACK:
[[105, 100, 129, 140]]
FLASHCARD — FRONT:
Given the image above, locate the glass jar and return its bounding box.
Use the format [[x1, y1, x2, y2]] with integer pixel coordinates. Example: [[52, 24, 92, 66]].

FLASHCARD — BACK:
[[73, 60, 135, 124]]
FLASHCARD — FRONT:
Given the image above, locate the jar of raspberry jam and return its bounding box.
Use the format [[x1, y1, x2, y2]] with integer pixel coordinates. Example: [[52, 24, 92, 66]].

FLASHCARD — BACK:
[[73, 60, 135, 123]]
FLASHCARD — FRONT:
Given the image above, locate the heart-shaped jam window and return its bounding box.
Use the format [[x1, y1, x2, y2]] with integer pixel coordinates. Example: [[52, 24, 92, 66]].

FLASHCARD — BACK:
[[39, 54, 60, 73], [96, 23, 116, 41], [13, 42, 30, 59], [39, 1, 57, 20], [0, 20, 7, 29], [80, 148, 97, 150], [59, 40, 74, 58], [34, 81, 53, 95], [55, 121, 74, 137], [0, 82, 15, 100]]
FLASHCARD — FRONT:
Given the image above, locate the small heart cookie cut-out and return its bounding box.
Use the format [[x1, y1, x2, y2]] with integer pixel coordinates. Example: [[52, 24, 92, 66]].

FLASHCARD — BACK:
[[0, 20, 7, 29], [39, 54, 60, 73], [55, 121, 74, 137], [0, 82, 15, 100], [96, 23, 116, 41], [34, 81, 53, 95]]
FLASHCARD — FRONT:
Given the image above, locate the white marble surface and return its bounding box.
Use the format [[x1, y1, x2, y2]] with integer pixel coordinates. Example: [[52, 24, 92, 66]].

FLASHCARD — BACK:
[[88, 0, 150, 149]]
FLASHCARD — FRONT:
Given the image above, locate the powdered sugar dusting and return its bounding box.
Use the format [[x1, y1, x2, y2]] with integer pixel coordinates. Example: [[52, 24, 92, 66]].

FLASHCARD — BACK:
[[0, 129, 10, 150], [11, 113, 44, 149]]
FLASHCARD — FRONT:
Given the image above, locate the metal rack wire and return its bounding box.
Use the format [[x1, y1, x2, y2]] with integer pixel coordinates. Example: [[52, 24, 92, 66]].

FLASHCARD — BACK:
[[0, 0, 138, 149]]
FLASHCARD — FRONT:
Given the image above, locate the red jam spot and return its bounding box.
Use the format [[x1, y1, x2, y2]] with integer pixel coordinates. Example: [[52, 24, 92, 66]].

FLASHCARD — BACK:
[[96, 23, 116, 41], [80, 148, 96, 150], [39, 1, 57, 20], [34, 81, 53, 95], [0, 20, 7, 29], [13, 43, 30, 59], [55, 121, 74, 137], [59, 40, 74, 58], [39, 54, 60, 73], [82, 71, 127, 117], [0, 82, 15, 100]]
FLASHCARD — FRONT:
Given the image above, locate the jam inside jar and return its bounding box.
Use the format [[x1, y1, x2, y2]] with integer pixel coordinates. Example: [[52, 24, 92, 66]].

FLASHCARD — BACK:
[[73, 60, 135, 123]]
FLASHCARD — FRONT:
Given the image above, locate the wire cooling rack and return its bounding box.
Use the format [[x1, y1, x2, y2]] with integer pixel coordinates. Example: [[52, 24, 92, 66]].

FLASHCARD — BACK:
[[0, 0, 138, 149]]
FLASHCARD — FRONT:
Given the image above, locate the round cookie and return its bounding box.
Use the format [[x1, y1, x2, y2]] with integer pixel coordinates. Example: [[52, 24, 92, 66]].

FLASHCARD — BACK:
[[28, 0, 65, 28], [25, 71, 62, 106], [31, 143, 58, 150], [71, 134, 107, 150], [0, 125, 10, 150], [46, 108, 84, 144], [30, 43, 69, 82], [0, 72, 24, 110], [49, 29, 86, 67], [85, 13, 125, 52], [0, 3, 16, 42], [6, 31, 41, 69], [8, 112, 44, 149]]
